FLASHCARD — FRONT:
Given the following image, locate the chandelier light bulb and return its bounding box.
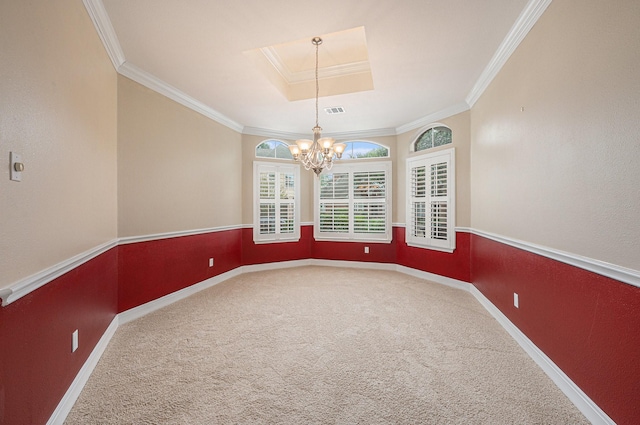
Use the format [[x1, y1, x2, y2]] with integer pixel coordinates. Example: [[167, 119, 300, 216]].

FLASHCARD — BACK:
[[333, 143, 346, 158], [295, 139, 312, 152], [319, 137, 335, 149]]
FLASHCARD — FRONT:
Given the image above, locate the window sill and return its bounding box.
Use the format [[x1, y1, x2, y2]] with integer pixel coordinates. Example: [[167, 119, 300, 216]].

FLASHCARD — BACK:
[[314, 235, 393, 244], [253, 238, 301, 245], [405, 242, 455, 253]]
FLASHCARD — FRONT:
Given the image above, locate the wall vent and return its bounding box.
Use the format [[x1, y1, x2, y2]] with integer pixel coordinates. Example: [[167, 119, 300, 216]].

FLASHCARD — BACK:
[[324, 107, 346, 115]]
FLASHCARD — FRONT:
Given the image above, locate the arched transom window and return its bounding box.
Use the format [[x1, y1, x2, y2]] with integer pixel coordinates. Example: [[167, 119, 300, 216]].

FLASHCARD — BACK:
[[413, 125, 452, 152], [338, 141, 389, 159], [255, 139, 293, 159]]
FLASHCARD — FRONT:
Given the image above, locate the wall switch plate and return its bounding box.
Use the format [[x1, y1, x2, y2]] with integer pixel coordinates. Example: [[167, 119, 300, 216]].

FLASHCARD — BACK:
[[72, 330, 79, 352], [364, 246, 369, 254], [10, 152, 23, 182], [514, 293, 519, 308], [209, 258, 214, 267]]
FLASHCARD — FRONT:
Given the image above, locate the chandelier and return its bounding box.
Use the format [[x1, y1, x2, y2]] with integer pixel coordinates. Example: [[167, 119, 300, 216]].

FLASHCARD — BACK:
[[288, 37, 346, 176]]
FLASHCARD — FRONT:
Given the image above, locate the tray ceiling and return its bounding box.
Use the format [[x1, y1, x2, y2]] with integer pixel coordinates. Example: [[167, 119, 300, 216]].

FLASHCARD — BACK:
[[97, 0, 538, 136]]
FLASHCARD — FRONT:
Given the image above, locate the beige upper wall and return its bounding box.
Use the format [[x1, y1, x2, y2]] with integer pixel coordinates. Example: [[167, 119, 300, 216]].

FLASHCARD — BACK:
[[0, 0, 118, 288], [9, 0, 634, 289], [118, 76, 243, 236], [470, 0, 640, 270], [396, 111, 472, 228]]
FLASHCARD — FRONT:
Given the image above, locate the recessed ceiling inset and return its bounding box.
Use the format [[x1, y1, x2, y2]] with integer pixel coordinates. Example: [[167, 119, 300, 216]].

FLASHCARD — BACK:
[[245, 27, 374, 102]]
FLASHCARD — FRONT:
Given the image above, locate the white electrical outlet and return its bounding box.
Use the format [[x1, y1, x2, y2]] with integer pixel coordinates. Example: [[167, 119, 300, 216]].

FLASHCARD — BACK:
[[72, 329, 79, 352], [209, 258, 214, 267], [514, 293, 519, 308], [364, 246, 369, 254]]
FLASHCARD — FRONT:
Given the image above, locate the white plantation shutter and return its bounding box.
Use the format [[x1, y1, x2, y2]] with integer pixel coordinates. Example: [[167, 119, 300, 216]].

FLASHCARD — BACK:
[[259, 171, 276, 235], [430, 162, 448, 240], [353, 203, 386, 233], [406, 148, 455, 251], [279, 203, 295, 233], [319, 203, 349, 232], [315, 161, 392, 242], [319, 173, 349, 233], [353, 171, 387, 234], [279, 172, 295, 234], [253, 162, 300, 243]]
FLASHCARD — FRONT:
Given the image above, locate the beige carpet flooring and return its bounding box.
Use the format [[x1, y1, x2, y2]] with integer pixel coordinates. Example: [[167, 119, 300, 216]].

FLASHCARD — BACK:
[[65, 266, 588, 424]]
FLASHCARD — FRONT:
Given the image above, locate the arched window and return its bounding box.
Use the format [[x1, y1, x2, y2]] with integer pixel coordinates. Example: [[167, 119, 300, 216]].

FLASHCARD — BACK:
[[413, 125, 452, 152], [338, 141, 389, 159], [255, 139, 293, 160]]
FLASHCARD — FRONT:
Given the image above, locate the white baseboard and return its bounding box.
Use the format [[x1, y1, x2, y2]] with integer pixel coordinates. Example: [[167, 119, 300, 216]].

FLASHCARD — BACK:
[[242, 259, 313, 274], [394, 264, 471, 292], [119, 268, 244, 325], [47, 316, 119, 425], [310, 259, 397, 271], [469, 287, 615, 425]]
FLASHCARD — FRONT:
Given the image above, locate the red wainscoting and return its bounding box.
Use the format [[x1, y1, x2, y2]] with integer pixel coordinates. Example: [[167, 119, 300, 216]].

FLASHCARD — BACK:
[[0, 248, 118, 425], [241, 225, 313, 265], [312, 234, 397, 264], [118, 229, 242, 313], [396, 228, 472, 282], [5, 225, 638, 424], [470, 233, 640, 425]]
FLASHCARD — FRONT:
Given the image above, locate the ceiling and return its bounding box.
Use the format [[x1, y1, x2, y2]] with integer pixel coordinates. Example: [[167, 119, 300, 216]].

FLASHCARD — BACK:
[[96, 0, 533, 137]]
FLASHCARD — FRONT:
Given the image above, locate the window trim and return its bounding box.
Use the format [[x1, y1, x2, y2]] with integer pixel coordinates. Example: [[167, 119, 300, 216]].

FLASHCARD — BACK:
[[314, 160, 392, 243], [253, 161, 301, 244], [405, 147, 456, 252]]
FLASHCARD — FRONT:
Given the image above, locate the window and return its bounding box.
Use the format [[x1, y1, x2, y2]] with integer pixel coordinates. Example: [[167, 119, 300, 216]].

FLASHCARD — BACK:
[[253, 162, 300, 243], [406, 148, 455, 252], [314, 161, 392, 243], [413, 125, 452, 152], [337, 141, 389, 159], [255, 139, 294, 160]]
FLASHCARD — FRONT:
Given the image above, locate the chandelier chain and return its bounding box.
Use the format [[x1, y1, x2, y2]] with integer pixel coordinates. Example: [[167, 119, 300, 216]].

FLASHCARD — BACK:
[[315, 39, 319, 128]]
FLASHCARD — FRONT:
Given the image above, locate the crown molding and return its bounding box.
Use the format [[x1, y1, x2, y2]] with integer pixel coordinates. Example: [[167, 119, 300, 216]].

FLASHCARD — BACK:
[[262, 46, 371, 83], [326, 128, 397, 140], [259, 47, 290, 81], [395, 102, 470, 135], [300, 61, 371, 83], [118, 62, 245, 133], [242, 126, 396, 141], [83, 0, 244, 133], [465, 0, 553, 107], [242, 127, 307, 141], [82, 0, 125, 69]]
